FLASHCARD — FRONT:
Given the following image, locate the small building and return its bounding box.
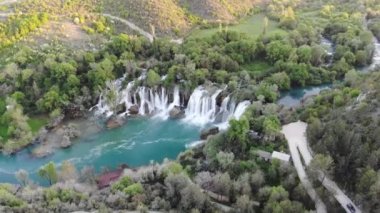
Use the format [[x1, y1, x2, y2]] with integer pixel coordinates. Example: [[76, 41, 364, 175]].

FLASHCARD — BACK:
[[255, 150, 272, 161], [271, 151, 291, 162]]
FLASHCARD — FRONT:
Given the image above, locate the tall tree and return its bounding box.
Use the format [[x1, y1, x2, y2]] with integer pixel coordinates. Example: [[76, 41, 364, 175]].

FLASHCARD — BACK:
[[38, 161, 58, 186], [308, 154, 334, 185]]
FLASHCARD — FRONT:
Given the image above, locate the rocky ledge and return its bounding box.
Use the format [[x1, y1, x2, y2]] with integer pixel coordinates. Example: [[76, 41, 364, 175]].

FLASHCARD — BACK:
[[200, 127, 219, 140], [106, 115, 127, 129]]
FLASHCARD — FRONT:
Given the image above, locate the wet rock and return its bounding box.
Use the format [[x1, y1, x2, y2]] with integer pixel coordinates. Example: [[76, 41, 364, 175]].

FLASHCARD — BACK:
[[200, 127, 219, 140], [128, 105, 139, 115], [65, 104, 85, 119], [60, 135, 72, 148], [106, 115, 126, 129], [169, 106, 185, 119], [47, 115, 64, 129], [63, 124, 80, 139], [32, 147, 53, 158], [116, 102, 127, 115], [34, 128, 49, 143]]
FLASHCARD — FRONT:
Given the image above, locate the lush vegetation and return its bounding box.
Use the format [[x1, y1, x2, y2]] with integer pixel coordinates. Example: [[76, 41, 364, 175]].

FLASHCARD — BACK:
[[189, 14, 287, 39], [302, 71, 380, 211], [0, 0, 379, 212], [0, 13, 49, 49]]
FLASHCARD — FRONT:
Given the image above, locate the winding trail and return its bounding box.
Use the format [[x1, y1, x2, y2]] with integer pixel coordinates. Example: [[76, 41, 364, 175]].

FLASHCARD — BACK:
[[282, 122, 327, 213], [103, 14, 183, 44], [0, 12, 12, 17], [282, 121, 361, 213], [103, 13, 154, 42], [0, 0, 19, 6]]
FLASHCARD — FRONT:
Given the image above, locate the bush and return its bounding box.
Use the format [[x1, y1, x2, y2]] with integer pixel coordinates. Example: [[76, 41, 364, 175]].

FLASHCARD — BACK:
[[123, 183, 144, 196], [112, 176, 133, 192], [0, 188, 24, 207]]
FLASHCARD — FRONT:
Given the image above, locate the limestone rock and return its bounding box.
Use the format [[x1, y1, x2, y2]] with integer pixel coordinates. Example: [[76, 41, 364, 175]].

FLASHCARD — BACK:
[[116, 102, 127, 115], [200, 127, 219, 140], [106, 115, 126, 129], [169, 106, 185, 119], [60, 135, 72, 148], [128, 105, 139, 115]]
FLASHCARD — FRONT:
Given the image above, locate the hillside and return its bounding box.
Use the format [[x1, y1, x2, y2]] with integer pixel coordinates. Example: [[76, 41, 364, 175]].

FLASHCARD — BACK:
[[102, 0, 259, 36], [103, 0, 190, 37], [179, 0, 257, 22]]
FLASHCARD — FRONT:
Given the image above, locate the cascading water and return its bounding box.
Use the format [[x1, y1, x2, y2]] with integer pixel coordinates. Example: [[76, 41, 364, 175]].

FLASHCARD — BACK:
[[321, 37, 334, 66], [92, 78, 251, 127], [216, 100, 251, 130], [369, 38, 380, 70], [183, 87, 223, 126], [321, 37, 334, 57]]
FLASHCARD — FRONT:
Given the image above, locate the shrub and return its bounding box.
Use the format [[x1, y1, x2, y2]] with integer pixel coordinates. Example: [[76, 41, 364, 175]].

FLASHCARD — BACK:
[[112, 176, 133, 192], [123, 183, 144, 196]]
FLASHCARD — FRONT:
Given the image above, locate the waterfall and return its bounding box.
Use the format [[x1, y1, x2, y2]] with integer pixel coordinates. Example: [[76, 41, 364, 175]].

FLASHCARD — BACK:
[[321, 37, 334, 57], [91, 78, 251, 127], [321, 37, 334, 66], [216, 100, 251, 130], [369, 39, 380, 70], [233, 101, 251, 119], [183, 87, 222, 126]]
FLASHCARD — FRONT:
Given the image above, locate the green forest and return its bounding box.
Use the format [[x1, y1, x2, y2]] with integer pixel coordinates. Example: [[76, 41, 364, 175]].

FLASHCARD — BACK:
[[0, 0, 379, 212]]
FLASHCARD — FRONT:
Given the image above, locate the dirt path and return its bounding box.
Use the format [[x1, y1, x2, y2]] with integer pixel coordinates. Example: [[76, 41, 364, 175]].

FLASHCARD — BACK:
[[103, 13, 154, 42], [0, 12, 12, 17], [0, 0, 19, 6], [282, 121, 361, 213]]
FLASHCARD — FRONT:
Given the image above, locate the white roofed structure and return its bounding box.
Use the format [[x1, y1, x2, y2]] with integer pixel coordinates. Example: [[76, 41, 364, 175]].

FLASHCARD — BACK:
[[271, 151, 291, 162]]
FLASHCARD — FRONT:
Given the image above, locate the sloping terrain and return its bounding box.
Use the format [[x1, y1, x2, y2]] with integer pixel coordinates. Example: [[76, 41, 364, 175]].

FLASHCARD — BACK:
[[103, 0, 259, 36], [103, 0, 190, 36], [179, 0, 257, 20], [178, 0, 235, 21]]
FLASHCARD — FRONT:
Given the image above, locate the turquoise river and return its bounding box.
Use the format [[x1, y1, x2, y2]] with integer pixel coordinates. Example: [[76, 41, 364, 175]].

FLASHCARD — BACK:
[[0, 85, 330, 184]]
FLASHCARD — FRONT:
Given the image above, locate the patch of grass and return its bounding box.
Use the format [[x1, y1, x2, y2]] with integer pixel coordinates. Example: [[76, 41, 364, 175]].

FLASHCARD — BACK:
[[242, 60, 272, 78], [0, 116, 47, 143], [0, 124, 8, 141], [189, 14, 287, 39], [27, 116, 48, 134]]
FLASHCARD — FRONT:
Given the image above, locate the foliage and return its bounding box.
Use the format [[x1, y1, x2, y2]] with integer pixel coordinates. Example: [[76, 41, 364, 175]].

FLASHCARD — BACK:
[[38, 162, 58, 186], [0, 13, 49, 50], [112, 176, 133, 192], [0, 185, 25, 208], [123, 183, 144, 196]]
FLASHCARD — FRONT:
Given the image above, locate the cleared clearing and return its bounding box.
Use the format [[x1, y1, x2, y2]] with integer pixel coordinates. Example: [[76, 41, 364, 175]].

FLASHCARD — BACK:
[[189, 14, 287, 39]]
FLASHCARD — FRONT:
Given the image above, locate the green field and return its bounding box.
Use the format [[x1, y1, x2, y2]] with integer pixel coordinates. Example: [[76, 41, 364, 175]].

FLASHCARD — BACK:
[[27, 117, 48, 133], [0, 124, 8, 141], [243, 61, 272, 79], [0, 116, 48, 143], [188, 14, 287, 39]]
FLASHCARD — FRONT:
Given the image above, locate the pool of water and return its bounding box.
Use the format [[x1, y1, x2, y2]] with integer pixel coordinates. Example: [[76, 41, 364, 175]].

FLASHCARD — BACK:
[[0, 117, 201, 184], [277, 84, 332, 108]]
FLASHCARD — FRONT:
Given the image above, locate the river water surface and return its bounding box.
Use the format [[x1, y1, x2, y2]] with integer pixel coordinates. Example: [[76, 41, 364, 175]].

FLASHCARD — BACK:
[[0, 117, 201, 184]]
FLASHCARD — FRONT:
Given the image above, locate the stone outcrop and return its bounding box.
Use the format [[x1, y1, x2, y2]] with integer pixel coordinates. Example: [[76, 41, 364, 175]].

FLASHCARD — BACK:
[[60, 135, 72, 148], [169, 106, 185, 119], [200, 127, 219, 140], [116, 102, 127, 115], [128, 105, 139, 115], [106, 115, 126, 129]]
